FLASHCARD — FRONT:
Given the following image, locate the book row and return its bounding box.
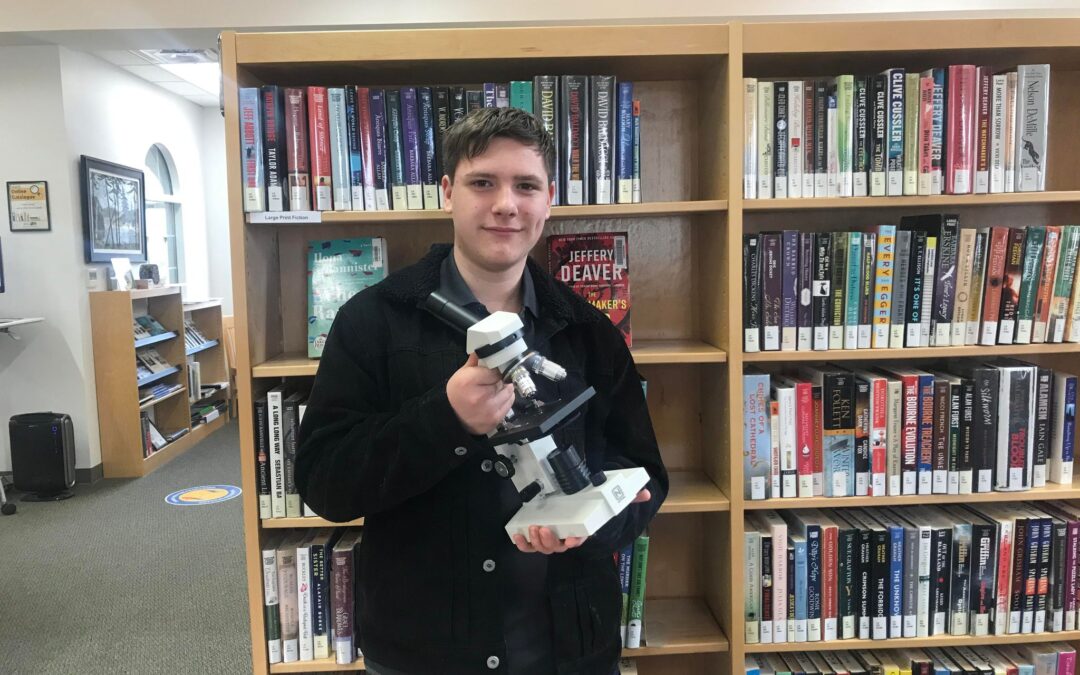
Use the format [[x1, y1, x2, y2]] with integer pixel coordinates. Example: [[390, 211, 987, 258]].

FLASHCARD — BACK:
[[132, 313, 169, 341], [306, 232, 632, 358], [138, 410, 187, 459], [745, 646, 1077, 675], [744, 64, 1051, 199], [256, 385, 313, 520], [239, 76, 643, 213], [183, 319, 211, 352], [616, 533, 651, 649], [743, 361, 1076, 501], [745, 503, 1080, 645], [743, 219, 1080, 353]]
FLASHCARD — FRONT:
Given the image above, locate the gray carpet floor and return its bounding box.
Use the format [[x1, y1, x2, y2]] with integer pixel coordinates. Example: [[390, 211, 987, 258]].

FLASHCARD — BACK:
[[0, 420, 251, 674]]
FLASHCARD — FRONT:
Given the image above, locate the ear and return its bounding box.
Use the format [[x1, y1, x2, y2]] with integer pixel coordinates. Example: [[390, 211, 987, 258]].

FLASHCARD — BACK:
[[545, 179, 555, 219], [441, 175, 453, 214]]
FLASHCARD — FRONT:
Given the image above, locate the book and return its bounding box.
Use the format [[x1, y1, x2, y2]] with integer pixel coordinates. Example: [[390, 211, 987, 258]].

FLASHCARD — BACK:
[[307, 238, 388, 358], [547, 232, 632, 347]]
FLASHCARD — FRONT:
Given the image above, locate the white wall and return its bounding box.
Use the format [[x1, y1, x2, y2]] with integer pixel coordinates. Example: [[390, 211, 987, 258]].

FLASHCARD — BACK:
[[0, 46, 97, 473], [201, 106, 231, 316], [0, 44, 219, 474]]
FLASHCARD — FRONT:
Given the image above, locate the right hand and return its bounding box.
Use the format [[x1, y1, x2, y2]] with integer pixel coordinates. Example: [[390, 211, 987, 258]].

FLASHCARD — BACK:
[[447, 352, 515, 435]]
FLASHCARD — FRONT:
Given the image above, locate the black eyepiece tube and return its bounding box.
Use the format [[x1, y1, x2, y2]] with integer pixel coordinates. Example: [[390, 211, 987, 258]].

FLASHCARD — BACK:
[[423, 291, 486, 333]]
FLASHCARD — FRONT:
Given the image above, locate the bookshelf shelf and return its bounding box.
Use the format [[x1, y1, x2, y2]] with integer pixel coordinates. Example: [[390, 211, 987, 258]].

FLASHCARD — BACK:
[[269, 657, 364, 673], [741, 190, 1080, 211], [186, 338, 220, 356], [743, 342, 1080, 362], [744, 477, 1080, 510], [140, 412, 225, 474], [261, 516, 366, 529], [136, 365, 180, 388], [628, 597, 729, 656], [139, 385, 187, 411], [253, 340, 727, 378], [743, 630, 1080, 653], [248, 200, 728, 225], [134, 331, 177, 348], [129, 285, 184, 300]]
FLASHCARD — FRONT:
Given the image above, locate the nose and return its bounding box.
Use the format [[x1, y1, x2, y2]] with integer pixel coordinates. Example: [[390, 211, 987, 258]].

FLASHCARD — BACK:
[[492, 184, 518, 217]]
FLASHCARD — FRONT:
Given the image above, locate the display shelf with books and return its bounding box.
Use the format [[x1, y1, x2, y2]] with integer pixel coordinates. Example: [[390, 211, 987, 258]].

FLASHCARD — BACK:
[[729, 18, 1080, 675], [90, 286, 229, 478], [224, 23, 732, 675]]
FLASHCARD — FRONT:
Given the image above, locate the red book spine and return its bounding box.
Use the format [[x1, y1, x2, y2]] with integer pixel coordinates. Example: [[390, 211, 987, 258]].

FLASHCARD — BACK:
[[283, 87, 311, 211], [870, 377, 888, 496], [980, 226, 1011, 346], [795, 381, 814, 497], [945, 65, 976, 194], [901, 373, 919, 495], [997, 227, 1026, 344], [822, 525, 838, 636], [974, 66, 992, 193], [996, 523, 1013, 634], [307, 86, 333, 211], [812, 384, 824, 496], [918, 74, 934, 194]]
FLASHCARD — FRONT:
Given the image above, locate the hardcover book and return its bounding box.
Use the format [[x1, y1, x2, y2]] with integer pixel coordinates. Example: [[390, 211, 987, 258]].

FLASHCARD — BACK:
[[547, 232, 632, 346], [307, 238, 388, 358]]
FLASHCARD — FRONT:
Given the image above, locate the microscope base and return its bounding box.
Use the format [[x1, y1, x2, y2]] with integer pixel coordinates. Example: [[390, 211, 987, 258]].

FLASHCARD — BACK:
[[505, 467, 650, 542]]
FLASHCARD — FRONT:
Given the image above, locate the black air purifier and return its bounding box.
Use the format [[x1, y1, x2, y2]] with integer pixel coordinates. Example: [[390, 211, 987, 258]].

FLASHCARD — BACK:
[[9, 412, 76, 501]]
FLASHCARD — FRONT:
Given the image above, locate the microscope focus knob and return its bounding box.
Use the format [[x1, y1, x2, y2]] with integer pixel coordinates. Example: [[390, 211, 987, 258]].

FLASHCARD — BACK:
[[518, 481, 542, 503], [492, 456, 515, 479]]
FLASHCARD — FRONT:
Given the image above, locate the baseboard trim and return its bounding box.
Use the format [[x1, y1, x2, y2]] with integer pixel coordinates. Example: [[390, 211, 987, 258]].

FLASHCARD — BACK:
[[75, 464, 104, 484]]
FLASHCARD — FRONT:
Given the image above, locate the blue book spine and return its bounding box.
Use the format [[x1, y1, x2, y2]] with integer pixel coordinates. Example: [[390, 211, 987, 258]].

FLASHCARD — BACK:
[[794, 537, 808, 642], [401, 87, 423, 210], [888, 524, 905, 637], [844, 231, 862, 349], [807, 525, 823, 641], [1064, 376, 1077, 464], [917, 372, 935, 494], [239, 87, 265, 212], [418, 87, 439, 210], [345, 86, 364, 210], [483, 82, 497, 108], [369, 89, 390, 210], [616, 81, 634, 204], [743, 373, 773, 500]]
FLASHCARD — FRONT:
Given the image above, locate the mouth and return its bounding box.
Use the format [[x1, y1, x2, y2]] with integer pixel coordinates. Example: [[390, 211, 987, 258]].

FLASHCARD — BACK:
[[483, 227, 523, 234]]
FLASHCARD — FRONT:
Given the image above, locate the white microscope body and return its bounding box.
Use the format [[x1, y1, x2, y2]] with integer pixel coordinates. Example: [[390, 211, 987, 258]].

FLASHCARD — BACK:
[[426, 293, 650, 543]]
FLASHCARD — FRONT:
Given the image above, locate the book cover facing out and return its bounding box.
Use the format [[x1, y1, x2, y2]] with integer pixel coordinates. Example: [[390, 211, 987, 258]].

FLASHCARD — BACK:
[[547, 232, 632, 347], [307, 238, 387, 357]]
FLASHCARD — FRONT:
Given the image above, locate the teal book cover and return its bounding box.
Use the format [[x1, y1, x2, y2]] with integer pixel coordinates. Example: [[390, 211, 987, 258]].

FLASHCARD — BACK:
[[307, 237, 386, 357]]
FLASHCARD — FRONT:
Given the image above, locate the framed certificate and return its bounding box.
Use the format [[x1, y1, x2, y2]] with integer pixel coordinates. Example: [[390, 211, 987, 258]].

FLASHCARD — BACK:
[[7, 181, 51, 232]]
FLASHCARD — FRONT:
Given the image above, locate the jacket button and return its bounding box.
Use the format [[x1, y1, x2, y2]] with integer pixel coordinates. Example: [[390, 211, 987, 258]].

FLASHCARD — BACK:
[[487, 656, 500, 669], [482, 559, 496, 572], [454, 446, 467, 456], [481, 459, 493, 472]]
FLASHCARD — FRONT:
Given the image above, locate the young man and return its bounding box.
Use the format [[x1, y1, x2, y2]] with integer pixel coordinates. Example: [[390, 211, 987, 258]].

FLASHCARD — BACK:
[[296, 107, 667, 675]]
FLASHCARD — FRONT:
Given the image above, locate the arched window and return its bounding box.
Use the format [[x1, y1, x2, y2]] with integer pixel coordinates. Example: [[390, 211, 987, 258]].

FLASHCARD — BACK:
[[144, 144, 184, 285]]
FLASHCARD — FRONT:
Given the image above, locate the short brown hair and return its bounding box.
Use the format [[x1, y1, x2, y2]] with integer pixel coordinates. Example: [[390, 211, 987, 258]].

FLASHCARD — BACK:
[[441, 107, 555, 184]]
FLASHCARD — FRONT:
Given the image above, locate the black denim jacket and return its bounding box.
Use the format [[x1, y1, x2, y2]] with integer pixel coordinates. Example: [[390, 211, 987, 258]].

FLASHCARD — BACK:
[[296, 244, 667, 675]]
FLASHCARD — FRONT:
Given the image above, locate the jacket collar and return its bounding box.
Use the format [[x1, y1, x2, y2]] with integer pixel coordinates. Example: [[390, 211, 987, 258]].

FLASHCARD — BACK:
[[377, 243, 604, 326]]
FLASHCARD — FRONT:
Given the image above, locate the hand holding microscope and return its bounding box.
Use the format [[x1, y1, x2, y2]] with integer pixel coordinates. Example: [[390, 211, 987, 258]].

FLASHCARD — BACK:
[[425, 291, 650, 544]]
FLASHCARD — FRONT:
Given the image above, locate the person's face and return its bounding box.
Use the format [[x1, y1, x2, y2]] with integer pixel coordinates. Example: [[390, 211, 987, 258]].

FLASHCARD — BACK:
[[443, 137, 554, 273]]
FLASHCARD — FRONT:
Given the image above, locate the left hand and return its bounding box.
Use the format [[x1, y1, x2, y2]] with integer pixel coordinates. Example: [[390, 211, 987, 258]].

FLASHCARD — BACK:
[[511, 488, 651, 554]]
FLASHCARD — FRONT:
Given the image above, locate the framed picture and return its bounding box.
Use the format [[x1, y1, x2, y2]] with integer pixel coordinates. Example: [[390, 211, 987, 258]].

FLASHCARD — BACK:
[[0, 237, 5, 293], [7, 181, 51, 232], [80, 156, 146, 263]]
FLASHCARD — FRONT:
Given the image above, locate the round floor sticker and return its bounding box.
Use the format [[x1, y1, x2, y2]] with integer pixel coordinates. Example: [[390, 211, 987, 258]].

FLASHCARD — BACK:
[[165, 485, 242, 506]]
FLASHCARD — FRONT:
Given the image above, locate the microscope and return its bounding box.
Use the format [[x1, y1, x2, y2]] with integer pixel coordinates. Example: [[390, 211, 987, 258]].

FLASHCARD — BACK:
[[424, 291, 650, 543]]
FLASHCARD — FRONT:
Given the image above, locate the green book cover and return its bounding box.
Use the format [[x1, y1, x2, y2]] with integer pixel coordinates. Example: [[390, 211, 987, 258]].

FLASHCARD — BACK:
[[903, 72, 920, 195], [625, 533, 650, 648], [307, 238, 387, 357], [836, 74, 854, 195], [1016, 225, 1046, 343], [510, 80, 533, 113]]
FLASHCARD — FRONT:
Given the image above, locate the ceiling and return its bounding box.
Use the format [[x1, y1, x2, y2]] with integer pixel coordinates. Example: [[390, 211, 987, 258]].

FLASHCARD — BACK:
[[96, 48, 220, 108]]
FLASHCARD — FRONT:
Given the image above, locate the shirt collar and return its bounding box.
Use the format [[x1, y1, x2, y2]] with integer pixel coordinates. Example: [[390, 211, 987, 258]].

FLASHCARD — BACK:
[[438, 249, 539, 318]]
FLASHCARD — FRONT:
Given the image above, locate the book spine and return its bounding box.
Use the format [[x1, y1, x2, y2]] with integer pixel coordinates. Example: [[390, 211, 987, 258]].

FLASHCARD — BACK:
[[626, 535, 650, 648], [450, 86, 466, 122], [1033, 368, 1053, 488], [870, 74, 888, 196], [898, 373, 919, 495], [260, 85, 287, 212], [886, 68, 905, 196], [758, 81, 774, 199], [357, 88, 377, 211], [903, 71, 920, 195], [746, 530, 762, 644], [990, 74, 1007, 193], [824, 373, 855, 497], [296, 543, 313, 660], [970, 521, 997, 636], [788, 80, 804, 198], [930, 68, 946, 195], [744, 235, 762, 353], [906, 231, 928, 347], [433, 87, 449, 206], [844, 232, 862, 349], [998, 227, 1027, 344], [385, 89, 407, 211], [920, 236, 938, 348], [946, 65, 976, 195], [616, 81, 634, 204], [331, 545, 355, 664], [509, 81, 532, 112], [933, 215, 960, 347], [311, 542, 330, 660], [980, 227, 1011, 345], [1050, 227, 1080, 342], [807, 525, 823, 641], [589, 75, 613, 206], [782, 231, 799, 351], [812, 232, 832, 351], [902, 525, 919, 637], [839, 526, 857, 638], [1051, 374, 1077, 485], [823, 525, 839, 640], [975, 66, 992, 193], [775, 82, 790, 198], [859, 233, 876, 349], [798, 232, 814, 351], [994, 517, 1014, 635], [268, 389, 285, 518], [1016, 64, 1050, 192], [762, 233, 782, 351], [949, 523, 973, 635], [869, 376, 888, 496], [743, 373, 772, 500], [262, 543, 282, 663], [871, 526, 889, 640], [418, 87, 439, 209], [917, 373, 935, 495], [929, 525, 952, 635], [255, 398, 271, 519], [563, 76, 590, 206], [282, 398, 301, 518], [369, 89, 390, 210], [344, 86, 364, 211], [804, 79, 816, 198], [918, 72, 934, 195], [307, 87, 333, 211], [400, 87, 423, 210], [830, 232, 847, 350], [632, 100, 641, 203], [327, 88, 352, 211], [744, 79, 758, 199], [1017, 226, 1047, 344], [813, 80, 828, 197], [888, 378, 904, 495], [283, 87, 311, 211], [853, 76, 870, 197], [932, 379, 951, 494], [760, 532, 774, 643], [239, 87, 266, 212], [854, 378, 871, 497], [825, 86, 837, 197], [1067, 520, 1080, 630], [836, 75, 853, 197], [891, 230, 912, 349], [278, 545, 299, 662], [1034, 226, 1062, 343]]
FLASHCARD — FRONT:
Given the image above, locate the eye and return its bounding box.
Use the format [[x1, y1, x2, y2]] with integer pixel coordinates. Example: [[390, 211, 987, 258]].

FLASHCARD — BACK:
[[517, 183, 540, 191], [471, 179, 492, 188]]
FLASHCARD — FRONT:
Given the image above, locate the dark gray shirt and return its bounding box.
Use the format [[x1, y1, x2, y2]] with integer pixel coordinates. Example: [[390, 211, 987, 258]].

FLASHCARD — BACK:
[[366, 251, 554, 675]]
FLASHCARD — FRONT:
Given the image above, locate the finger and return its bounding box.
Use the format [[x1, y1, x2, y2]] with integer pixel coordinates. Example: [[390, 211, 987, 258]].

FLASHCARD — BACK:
[[538, 527, 564, 553], [512, 534, 535, 553], [563, 536, 587, 549], [465, 352, 479, 367], [632, 488, 652, 504]]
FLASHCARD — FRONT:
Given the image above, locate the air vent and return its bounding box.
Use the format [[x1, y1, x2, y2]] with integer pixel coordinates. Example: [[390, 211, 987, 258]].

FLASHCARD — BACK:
[[134, 49, 218, 65]]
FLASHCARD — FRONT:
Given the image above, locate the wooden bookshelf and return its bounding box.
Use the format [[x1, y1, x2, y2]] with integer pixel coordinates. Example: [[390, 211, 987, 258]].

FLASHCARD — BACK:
[[89, 287, 227, 478], [744, 631, 1080, 654], [223, 17, 1080, 675]]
